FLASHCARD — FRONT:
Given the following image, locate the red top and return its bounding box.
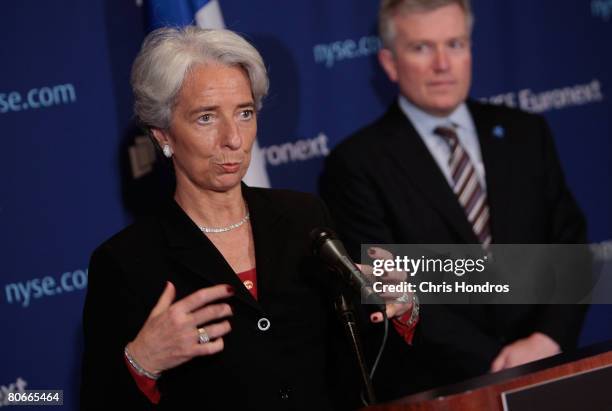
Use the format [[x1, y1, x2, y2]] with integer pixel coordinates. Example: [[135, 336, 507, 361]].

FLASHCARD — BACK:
[[391, 309, 418, 344], [124, 355, 161, 404], [127, 268, 416, 404], [237, 267, 258, 300]]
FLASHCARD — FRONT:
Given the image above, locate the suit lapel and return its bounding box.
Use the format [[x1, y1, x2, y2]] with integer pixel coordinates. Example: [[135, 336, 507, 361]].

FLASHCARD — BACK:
[[159, 199, 263, 312], [380, 103, 478, 243], [158, 186, 289, 313], [242, 185, 290, 310], [468, 101, 514, 244]]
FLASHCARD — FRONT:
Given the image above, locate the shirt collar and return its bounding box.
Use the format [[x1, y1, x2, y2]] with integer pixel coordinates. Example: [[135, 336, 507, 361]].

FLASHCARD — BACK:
[[397, 95, 474, 134]]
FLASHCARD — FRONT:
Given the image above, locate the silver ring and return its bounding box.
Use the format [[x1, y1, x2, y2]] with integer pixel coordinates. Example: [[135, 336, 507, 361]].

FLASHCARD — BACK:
[[197, 327, 210, 344]]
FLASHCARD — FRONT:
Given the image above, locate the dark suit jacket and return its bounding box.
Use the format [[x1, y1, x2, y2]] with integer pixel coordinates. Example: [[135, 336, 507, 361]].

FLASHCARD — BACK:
[[320, 100, 588, 393], [80, 186, 362, 410]]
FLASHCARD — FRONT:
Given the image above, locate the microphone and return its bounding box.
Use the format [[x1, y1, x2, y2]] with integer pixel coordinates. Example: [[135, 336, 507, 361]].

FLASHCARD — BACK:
[[310, 228, 386, 314]]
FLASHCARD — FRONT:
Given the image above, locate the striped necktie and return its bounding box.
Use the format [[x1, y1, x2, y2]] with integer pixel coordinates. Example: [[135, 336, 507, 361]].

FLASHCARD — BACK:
[[434, 126, 492, 248]]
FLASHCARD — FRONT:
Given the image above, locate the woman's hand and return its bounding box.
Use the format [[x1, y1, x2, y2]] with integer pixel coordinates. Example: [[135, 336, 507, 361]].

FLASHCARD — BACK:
[[126, 282, 234, 375], [358, 246, 414, 323]]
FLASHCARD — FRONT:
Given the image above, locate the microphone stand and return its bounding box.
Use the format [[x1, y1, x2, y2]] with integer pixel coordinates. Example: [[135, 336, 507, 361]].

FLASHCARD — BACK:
[[335, 294, 377, 405]]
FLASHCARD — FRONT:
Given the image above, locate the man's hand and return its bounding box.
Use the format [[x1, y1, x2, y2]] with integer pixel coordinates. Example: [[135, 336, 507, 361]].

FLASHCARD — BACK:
[[490, 332, 561, 372]]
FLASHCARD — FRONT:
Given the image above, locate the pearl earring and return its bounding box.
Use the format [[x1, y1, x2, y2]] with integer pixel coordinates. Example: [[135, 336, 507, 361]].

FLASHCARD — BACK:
[[162, 144, 173, 158]]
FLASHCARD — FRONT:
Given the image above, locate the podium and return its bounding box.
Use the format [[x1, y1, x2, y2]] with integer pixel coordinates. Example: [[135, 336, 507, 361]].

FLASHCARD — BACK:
[[365, 340, 612, 411]]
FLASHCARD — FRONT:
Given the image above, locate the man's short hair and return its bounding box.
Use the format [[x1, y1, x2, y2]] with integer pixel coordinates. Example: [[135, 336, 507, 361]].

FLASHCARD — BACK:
[[379, 0, 474, 50]]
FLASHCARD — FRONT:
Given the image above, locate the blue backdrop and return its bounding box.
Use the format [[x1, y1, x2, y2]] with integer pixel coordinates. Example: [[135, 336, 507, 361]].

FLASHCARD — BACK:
[[1, 1, 610, 408]]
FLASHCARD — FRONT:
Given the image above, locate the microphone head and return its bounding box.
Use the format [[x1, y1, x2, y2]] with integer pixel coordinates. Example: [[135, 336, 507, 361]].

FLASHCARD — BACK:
[[310, 227, 350, 270], [310, 227, 386, 311], [310, 227, 337, 255]]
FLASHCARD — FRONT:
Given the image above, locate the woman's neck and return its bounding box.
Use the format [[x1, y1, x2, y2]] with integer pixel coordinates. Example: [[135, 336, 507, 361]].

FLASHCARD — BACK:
[[174, 184, 247, 229]]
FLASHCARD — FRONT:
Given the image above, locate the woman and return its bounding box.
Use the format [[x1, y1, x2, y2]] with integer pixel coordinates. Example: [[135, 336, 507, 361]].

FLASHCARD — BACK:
[[80, 27, 416, 410]]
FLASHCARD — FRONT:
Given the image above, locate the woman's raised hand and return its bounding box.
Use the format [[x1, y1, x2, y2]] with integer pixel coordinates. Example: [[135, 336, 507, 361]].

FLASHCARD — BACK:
[[126, 282, 234, 375]]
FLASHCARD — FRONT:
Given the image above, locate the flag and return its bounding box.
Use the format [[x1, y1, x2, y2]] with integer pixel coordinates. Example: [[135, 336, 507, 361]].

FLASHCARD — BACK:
[[145, 0, 271, 188]]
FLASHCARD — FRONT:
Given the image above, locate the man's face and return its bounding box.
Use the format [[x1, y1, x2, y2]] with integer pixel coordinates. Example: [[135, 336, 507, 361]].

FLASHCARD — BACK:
[[379, 3, 472, 117]]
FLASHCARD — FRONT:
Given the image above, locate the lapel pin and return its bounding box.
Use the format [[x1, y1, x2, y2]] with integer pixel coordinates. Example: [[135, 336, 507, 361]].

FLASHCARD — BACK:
[[492, 125, 505, 139]]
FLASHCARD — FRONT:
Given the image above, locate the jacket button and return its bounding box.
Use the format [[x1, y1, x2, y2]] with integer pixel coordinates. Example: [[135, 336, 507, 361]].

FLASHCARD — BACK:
[[257, 317, 270, 331]]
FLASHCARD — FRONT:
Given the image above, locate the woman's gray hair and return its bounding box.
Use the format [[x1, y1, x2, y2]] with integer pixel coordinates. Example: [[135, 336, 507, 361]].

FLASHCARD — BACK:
[[131, 26, 269, 130], [379, 0, 474, 50]]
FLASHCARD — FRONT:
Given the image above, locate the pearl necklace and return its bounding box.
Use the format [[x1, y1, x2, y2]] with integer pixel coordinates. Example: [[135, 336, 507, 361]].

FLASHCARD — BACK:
[[198, 212, 250, 233]]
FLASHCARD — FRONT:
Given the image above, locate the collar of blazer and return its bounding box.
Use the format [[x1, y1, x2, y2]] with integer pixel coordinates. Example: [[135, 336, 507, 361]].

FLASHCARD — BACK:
[[379, 100, 513, 244], [157, 183, 288, 313]]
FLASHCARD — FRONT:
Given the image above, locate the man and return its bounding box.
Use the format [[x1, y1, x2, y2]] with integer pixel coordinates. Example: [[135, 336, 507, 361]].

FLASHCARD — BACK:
[[320, 0, 588, 393]]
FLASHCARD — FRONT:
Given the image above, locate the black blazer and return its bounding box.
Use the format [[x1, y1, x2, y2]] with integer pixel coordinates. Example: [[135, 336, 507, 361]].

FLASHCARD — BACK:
[[320, 100, 588, 391], [80, 186, 360, 410]]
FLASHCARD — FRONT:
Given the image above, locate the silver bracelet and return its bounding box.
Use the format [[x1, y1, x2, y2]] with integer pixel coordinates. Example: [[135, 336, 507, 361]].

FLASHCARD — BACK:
[[394, 292, 420, 327], [124, 346, 161, 380], [405, 294, 419, 328], [395, 292, 412, 304]]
